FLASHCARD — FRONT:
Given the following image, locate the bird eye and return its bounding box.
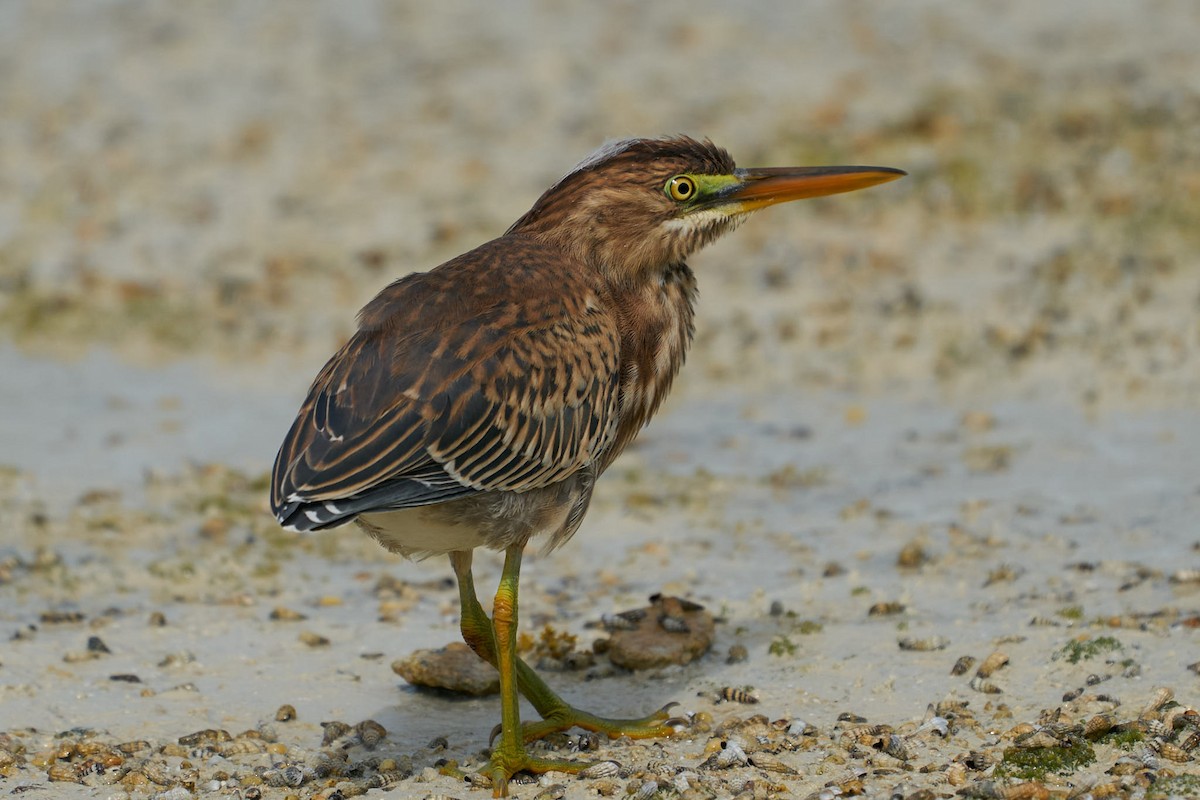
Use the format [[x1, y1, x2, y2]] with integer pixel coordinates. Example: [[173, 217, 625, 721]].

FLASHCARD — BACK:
[[666, 175, 697, 202]]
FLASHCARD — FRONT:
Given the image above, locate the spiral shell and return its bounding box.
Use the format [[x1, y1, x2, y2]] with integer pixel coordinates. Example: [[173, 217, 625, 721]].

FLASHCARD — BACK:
[[321, 720, 353, 746], [578, 760, 621, 779], [1083, 713, 1116, 738], [747, 752, 798, 775], [969, 676, 1003, 694], [217, 737, 268, 756], [1140, 687, 1173, 717], [951, 655, 977, 676], [355, 719, 387, 749], [718, 686, 759, 704], [975, 651, 1009, 678]]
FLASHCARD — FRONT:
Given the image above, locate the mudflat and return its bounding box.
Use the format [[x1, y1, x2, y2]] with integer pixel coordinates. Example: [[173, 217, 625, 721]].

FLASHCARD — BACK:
[[2, 3, 1198, 798]]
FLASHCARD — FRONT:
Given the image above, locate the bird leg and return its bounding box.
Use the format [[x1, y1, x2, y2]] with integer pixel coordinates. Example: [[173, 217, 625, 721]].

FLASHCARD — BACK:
[[450, 551, 680, 748], [480, 546, 588, 796]]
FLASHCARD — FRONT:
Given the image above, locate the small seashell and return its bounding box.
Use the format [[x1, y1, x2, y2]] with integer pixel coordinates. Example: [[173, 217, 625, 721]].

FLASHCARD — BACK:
[[974, 651, 1009, 678], [601, 609, 646, 630], [153, 787, 194, 800], [1155, 741, 1192, 763], [1140, 687, 1173, 717], [713, 740, 747, 768], [1161, 706, 1197, 731], [269, 606, 307, 621], [534, 783, 567, 800], [1135, 718, 1170, 738], [309, 750, 348, 778], [950, 655, 976, 676], [935, 698, 970, 717], [631, 779, 659, 800], [321, 721, 353, 746], [717, 686, 759, 705], [868, 601, 906, 616], [356, 719, 387, 749], [963, 750, 994, 771], [138, 761, 175, 786], [748, 752, 798, 775], [47, 762, 83, 783], [1083, 713, 1116, 738], [365, 768, 408, 788], [881, 734, 911, 761], [1133, 743, 1160, 769], [918, 715, 950, 737], [299, 630, 331, 647], [787, 719, 811, 736], [959, 779, 1049, 800], [281, 764, 308, 786], [1013, 729, 1063, 749], [969, 676, 1002, 694], [1168, 568, 1200, 583], [840, 723, 892, 748], [898, 635, 949, 651], [178, 728, 231, 747], [1081, 779, 1124, 798], [998, 782, 1051, 800], [672, 771, 696, 793], [578, 760, 621, 779], [945, 762, 967, 786], [217, 737, 268, 756], [275, 704, 297, 722]]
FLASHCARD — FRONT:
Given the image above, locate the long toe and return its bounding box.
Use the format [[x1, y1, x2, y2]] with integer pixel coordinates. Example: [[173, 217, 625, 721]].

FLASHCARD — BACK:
[[484, 749, 598, 798], [521, 700, 687, 743]]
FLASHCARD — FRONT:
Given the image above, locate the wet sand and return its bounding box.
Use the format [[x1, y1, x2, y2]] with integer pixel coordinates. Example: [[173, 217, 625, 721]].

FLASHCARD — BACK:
[[2, 2, 1199, 798]]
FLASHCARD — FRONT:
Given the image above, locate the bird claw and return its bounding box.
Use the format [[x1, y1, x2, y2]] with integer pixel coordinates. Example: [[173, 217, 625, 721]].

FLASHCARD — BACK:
[[482, 749, 589, 798], [654, 701, 680, 717], [514, 700, 687, 743]]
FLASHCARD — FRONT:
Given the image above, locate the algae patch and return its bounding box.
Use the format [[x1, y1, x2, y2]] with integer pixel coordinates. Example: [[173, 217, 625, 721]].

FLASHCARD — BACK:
[[1055, 635, 1123, 664], [993, 737, 1096, 780]]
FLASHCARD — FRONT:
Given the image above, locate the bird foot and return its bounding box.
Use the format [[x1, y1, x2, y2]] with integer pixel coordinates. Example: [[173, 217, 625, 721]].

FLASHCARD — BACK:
[[501, 701, 687, 744], [482, 747, 591, 798]]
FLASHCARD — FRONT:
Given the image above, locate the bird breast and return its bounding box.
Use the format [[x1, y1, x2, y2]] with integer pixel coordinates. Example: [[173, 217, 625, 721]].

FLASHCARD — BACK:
[[604, 263, 697, 470]]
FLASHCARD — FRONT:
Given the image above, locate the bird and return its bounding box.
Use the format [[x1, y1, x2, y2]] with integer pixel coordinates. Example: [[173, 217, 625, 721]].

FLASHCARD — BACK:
[[270, 136, 903, 795]]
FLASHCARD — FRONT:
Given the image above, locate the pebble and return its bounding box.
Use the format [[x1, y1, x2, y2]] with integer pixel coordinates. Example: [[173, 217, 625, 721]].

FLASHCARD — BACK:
[[391, 642, 500, 695], [605, 595, 714, 670]]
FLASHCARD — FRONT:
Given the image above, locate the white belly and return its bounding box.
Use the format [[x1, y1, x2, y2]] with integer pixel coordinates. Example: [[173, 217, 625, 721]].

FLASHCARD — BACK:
[[357, 506, 488, 559], [354, 484, 581, 559]]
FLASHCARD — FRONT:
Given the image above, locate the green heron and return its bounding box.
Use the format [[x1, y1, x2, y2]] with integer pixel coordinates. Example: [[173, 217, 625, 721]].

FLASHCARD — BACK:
[[271, 136, 903, 795]]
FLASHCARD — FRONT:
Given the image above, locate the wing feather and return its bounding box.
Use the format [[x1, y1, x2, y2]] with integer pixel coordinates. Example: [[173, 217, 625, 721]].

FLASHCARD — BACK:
[[270, 236, 621, 532]]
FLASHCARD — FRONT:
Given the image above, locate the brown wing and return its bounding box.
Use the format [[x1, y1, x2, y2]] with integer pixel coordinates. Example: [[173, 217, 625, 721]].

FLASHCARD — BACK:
[[270, 236, 621, 531]]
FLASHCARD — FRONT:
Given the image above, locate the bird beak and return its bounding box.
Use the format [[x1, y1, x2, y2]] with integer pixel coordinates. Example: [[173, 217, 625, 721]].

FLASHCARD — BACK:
[[720, 165, 906, 213]]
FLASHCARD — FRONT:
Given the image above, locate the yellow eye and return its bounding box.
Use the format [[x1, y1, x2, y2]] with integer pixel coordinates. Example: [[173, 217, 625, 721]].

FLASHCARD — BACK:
[[666, 175, 697, 202]]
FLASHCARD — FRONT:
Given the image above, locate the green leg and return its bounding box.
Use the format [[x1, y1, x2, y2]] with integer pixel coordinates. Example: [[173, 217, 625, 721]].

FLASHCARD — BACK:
[[450, 551, 679, 744], [482, 546, 586, 796]]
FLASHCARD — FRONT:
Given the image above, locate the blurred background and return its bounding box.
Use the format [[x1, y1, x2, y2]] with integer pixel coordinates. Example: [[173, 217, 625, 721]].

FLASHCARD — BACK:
[[2, 0, 1197, 498], [2, 5, 1199, 790]]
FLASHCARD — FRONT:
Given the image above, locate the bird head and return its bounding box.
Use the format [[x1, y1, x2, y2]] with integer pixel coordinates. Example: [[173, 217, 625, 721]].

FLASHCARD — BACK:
[[510, 136, 904, 285]]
